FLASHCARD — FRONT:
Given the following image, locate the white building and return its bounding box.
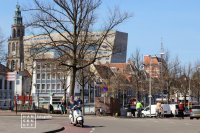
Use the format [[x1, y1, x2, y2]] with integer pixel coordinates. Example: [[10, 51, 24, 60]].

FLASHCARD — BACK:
[[31, 59, 89, 109], [0, 64, 14, 109], [23, 31, 128, 73]]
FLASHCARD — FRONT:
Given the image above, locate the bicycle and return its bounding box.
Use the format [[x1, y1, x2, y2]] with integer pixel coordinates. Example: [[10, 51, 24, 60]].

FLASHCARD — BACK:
[[95, 107, 106, 116]]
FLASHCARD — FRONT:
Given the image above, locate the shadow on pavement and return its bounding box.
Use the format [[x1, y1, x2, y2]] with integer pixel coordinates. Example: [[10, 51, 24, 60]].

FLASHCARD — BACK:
[[43, 127, 65, 133], [83, 125, 105, 128]]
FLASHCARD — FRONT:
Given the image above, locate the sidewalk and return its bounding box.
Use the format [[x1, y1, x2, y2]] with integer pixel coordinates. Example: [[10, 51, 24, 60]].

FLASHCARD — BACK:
[[0, 111, 66, 133], [0, 110, 69, 117]]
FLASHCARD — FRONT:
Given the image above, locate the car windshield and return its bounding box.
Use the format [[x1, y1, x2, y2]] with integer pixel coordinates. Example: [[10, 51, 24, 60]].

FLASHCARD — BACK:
[[192, 106, 200, 109]]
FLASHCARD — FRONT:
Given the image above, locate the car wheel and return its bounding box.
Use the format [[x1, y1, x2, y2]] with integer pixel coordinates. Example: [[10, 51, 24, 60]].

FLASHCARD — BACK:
[[141, 113, 145, 118], [196, 118, 199, 120], [190, 117, 193, 120]]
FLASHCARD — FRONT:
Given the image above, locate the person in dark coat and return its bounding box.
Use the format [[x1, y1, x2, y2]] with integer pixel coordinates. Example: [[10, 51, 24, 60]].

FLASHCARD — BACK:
[[178, 102, 184, 119]]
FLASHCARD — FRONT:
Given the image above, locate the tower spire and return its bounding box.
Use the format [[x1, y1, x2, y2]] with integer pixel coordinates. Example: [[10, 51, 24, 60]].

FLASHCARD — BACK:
[[160, 37, 164, 59], [14, 1, 22, 25], [7, 2, 25, 71]]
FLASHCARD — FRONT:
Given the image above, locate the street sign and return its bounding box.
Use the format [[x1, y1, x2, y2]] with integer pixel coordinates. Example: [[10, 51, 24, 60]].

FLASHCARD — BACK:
[[102, 86, 108, 93]]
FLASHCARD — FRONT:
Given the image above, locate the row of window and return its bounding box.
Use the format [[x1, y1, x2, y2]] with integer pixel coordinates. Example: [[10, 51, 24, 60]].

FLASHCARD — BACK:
[[36, 64, 51, 70], [27, 34, 103, 42], [36, 84, 61, 90], [0, 79, 13, 90], [36, 73, 63, 80], [0, 93, 13, 98]]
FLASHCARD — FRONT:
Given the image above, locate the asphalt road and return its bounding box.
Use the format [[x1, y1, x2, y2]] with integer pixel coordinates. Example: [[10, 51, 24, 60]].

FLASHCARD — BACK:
[[0, 115, 64, 133], [0, 115, 200, 133], [85, 117, 200, 133]]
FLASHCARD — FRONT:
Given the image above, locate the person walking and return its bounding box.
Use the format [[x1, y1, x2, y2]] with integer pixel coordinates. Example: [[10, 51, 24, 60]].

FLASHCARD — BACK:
[[178, 102, 184, 119], [156, 101, 162, 118], [57, 103, 62, 114], [136, 101, 143, 118]]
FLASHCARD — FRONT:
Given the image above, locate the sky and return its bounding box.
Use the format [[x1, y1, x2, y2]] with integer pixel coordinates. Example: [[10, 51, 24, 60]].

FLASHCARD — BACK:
[[1, 0, 200, 66]]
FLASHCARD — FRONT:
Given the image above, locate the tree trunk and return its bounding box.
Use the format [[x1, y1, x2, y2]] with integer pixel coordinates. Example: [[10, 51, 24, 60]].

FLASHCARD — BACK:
[[88, 80, 91, 103], [136, 81, 140, 101], [81, 85, 85, 115], [64, 88, 66, 114], [69, 67, 77, 96], [184, 94, 187, 107], [81, 70, 85, 115], [198, 90, 200, 105], [167, 83, 170, 104]]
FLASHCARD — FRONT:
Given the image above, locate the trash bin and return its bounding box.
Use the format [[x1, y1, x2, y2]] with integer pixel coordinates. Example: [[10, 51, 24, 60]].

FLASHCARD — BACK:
[[127, 112, 132, 117], [120, 108, 127, 117]]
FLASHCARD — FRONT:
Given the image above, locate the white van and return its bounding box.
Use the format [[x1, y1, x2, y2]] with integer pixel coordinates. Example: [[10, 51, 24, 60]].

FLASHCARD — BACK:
[[141, 104, 172, 117], [169, 104, 178, 116], [141, 105, 157, 117], [161, 104, 172, 116]]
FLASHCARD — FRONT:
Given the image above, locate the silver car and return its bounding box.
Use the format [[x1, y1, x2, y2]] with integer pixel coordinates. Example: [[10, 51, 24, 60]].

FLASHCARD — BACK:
[[190, 105, 200, 120]]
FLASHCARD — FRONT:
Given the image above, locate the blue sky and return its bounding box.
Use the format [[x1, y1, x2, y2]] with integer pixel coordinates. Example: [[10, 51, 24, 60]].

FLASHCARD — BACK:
[[1, 0, 200, 66]]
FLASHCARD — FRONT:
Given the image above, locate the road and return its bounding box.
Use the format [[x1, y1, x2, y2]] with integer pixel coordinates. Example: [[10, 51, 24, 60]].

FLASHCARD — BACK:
[[85, 117, 200, 133], [0, 115, 200, 133]]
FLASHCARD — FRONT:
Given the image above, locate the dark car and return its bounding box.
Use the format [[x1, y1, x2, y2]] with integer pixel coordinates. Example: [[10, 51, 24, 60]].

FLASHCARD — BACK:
[[190, 105, 200, 120]]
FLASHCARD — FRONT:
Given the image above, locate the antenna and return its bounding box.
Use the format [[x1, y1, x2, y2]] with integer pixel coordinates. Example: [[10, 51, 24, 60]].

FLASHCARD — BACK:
[[160, 37, 164, 58]]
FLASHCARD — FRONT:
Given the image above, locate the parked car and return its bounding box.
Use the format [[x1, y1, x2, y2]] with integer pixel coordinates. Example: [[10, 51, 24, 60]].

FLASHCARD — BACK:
[[184, 107, 190, 116], [190, 105, 200, 120]]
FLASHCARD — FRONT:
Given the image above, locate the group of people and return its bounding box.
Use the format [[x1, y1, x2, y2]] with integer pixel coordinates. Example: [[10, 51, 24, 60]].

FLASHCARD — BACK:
[[129, 100, 144, 118], [49, 96, 83, 114], [130, 100, 186, 119], [68, 96, 83, 111], [57, 102, 66, 114], [156, 101, 185, 119]]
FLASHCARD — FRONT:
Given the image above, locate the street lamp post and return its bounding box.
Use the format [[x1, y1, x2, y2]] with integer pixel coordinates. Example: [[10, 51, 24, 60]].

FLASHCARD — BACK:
[[188, 78, 191, 109], [149, 55, 152, 117], [34, 83, 39, 109], [94, 81, 96, 107]]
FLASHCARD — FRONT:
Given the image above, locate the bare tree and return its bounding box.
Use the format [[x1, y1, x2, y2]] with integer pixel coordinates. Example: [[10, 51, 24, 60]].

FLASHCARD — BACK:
[[160, 50, 181, 103], [109, 72, 130, 107], [175, 65, 192, 106], [129, 49, 147, 101], [54, 62, 71, 112], [0, 28, 6, 64], [76, 65, 95, 115], [191, 61, 200, 104], [24, 0, 131, 97]]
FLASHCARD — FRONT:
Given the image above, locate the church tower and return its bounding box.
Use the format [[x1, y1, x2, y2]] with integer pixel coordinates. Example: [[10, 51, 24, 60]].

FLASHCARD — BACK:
[[7, 4, 24, 71]]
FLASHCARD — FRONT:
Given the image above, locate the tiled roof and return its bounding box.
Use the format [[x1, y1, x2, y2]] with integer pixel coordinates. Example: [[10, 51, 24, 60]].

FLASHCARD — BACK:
[[94, 65, 114, 79], [0, 64, 11, 75], [144, 55, 160, 65], [19, 69, 32, 77]]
